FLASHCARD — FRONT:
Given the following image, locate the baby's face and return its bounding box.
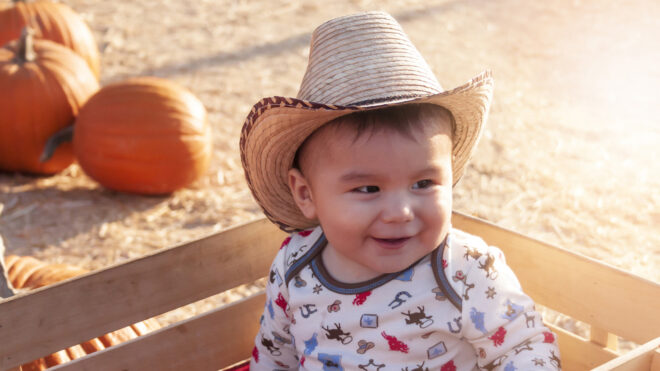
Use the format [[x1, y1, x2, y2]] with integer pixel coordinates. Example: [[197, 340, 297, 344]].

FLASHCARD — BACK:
[[288, 117, 453, 282]]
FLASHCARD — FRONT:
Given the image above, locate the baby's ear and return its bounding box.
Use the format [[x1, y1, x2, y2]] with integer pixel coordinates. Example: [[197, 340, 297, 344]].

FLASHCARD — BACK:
[[287, 168, 317, 220]]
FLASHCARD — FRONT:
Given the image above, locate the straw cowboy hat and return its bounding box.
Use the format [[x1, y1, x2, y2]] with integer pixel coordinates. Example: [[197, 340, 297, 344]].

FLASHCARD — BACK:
[[240, 11, 494, 232]]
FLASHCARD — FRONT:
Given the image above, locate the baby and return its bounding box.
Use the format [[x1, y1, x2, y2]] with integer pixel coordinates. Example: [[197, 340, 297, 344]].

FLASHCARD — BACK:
[[240, 11, 561, 371]]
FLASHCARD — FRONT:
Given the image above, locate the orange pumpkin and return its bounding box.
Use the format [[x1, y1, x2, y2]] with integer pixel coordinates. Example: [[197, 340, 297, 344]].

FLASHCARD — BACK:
[[5, 255, 162, 370], [0, 29, 99, 174], [0, 0, 101, 79], [73, 77, 212, 194]]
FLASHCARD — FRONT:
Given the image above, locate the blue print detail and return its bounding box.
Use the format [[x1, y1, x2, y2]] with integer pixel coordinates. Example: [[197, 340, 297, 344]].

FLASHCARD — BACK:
[[501, 299, 524, 321], [360, 314, 378, 328], [504, 361, 517, 371], [271, 268, 283, 286], [318, 353, 343, 371], [267, 300, 274, 319], [395, 266, 414, 281], [470, 307, 488, 334], [427, 341, 447, 359], [304, 333, 318, 355], [388, 291, 412, 309]]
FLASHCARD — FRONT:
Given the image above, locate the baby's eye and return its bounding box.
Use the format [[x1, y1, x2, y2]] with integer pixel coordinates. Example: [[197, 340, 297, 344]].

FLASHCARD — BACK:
[[354, 185, 380, 193], [412, 179, 434, 189]]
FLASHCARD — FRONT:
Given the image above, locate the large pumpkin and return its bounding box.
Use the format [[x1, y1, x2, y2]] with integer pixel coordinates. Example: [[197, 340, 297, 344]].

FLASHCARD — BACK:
[[0, 0, 101, 79], [5, 255, 162, 370], [0, 29, 99, 174], [73, 77, 212, 195]]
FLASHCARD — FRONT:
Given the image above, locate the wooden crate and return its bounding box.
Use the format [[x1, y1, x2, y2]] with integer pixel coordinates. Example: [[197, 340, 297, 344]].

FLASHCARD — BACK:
[[0, 212, 658, 370]]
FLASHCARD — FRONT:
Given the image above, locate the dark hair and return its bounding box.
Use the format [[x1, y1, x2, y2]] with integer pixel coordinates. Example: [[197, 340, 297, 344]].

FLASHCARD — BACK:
[[293, 103, 454, 171]]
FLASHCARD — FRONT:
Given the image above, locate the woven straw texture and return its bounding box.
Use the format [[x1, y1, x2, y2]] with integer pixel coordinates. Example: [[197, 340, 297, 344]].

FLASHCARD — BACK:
[[241, 11, 494, 232]]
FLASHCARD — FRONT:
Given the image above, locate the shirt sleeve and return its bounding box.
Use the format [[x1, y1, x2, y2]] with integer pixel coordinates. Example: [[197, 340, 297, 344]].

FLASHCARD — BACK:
[[458, 240, 562, 370], [250, 236, 299, 370]]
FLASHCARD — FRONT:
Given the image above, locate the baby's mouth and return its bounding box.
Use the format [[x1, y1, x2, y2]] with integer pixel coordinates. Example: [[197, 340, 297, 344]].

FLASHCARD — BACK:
[[373, 236, 411, 248]]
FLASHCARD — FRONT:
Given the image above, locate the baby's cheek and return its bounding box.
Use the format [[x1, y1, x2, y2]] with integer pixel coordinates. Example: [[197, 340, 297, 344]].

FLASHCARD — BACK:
[[424, 188, 452, 212], [336, 200, 376, 220], [422, 191, 452, 232], [318, 201, 369, 232], [437, 187, 453, 213]]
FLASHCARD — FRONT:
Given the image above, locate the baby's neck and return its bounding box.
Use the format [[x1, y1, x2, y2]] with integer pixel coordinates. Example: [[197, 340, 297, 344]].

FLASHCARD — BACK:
[[321, 244, 382, 284]]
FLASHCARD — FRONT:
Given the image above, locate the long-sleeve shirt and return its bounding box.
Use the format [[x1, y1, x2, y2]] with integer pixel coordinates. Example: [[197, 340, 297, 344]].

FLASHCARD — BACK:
[[250, 226, 561, 370]]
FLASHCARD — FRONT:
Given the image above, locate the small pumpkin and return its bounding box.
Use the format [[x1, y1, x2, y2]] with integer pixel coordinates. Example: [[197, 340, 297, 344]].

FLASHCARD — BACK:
[[0, 28, 98, 174], [5, 255, 162, 370], [0, 0, 101, 79], [72, 77, 213, 195]]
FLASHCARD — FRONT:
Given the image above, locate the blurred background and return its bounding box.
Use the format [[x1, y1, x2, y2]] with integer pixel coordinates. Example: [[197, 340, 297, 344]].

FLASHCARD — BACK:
[[1, 0, 658, 324]]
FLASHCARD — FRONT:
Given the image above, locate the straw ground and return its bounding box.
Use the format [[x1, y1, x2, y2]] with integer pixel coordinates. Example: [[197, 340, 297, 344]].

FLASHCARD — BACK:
[[1, 0, 658, 346]]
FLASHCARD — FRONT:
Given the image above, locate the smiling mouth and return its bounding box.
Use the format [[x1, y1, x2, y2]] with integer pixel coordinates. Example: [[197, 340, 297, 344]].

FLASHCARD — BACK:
[[373, 237, 411, 248]]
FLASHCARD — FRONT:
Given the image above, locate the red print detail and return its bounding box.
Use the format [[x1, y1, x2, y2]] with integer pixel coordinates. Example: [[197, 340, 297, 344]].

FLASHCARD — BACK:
[[353, 291, 372, 305], [442, 259, 448, 268], [252, 346, 259, 362], [301, 356, 305, 366], [280, 236, 291, 249], [489, 326, 507, 346], [275, 293, 289, 318], [441, 360, 457, 371], [298, 229, 313, 237], [381, 331, 409, 353], [543, 331, 555, 343]]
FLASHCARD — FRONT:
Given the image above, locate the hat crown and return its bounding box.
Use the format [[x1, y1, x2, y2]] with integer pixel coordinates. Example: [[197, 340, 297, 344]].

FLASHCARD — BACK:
[[296, 11, 444, 106]]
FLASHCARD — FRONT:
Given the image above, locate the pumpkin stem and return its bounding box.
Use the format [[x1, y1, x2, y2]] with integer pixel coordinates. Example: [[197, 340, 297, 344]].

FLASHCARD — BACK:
[[17, 27, 37, 63], [41, 125, 74, 163]]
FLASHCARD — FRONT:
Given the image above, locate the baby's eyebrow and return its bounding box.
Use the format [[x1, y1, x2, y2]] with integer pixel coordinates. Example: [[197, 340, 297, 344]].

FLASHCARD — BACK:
[[415, 166, 445, 177], [339, 171, 375, 183], [339, 166, 444, 183]]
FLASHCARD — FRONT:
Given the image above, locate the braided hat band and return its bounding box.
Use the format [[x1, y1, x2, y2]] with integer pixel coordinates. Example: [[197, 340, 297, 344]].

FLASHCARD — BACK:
[[240, 11, 494, 232]]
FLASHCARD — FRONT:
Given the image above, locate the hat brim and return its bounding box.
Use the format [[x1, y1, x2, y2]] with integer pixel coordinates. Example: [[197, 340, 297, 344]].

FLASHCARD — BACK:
[[240, 70, 493, 232]]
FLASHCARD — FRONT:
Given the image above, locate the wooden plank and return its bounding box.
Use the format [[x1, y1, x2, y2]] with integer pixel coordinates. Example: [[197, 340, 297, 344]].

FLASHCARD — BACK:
[[0, 218, 285, 370], [52, 292, 266, 371], [591, 337, 660, 371], [221, 359, 251, 371], [591, 326, 619, 351], [2, 211, 657, 370], [56, 297, 619, 371], [547, 322, 618, 371], [451, 212, 660, 344], [651, 349, 660, 371]]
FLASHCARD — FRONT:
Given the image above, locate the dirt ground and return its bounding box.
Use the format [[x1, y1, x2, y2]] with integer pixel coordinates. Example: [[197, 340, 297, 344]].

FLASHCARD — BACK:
[[1, 0, 658, 338]]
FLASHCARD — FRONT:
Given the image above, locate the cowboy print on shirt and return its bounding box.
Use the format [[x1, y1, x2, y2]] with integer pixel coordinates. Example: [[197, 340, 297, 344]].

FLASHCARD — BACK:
[[251, 227, 561, 370]]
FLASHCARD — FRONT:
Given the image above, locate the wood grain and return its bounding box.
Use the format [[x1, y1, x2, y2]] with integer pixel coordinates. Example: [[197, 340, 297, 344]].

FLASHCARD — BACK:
[[0, 218, 284, 370], [52, 292, 266, 371], [452, 212, 660, 345]]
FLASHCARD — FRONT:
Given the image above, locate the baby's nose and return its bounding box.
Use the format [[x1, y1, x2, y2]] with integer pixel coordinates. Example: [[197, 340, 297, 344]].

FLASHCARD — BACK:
[[380, 194, 414, 223]]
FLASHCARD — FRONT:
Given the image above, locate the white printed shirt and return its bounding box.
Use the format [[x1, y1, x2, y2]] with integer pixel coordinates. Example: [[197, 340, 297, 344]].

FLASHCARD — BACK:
[[250, 226, 561, 370]]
